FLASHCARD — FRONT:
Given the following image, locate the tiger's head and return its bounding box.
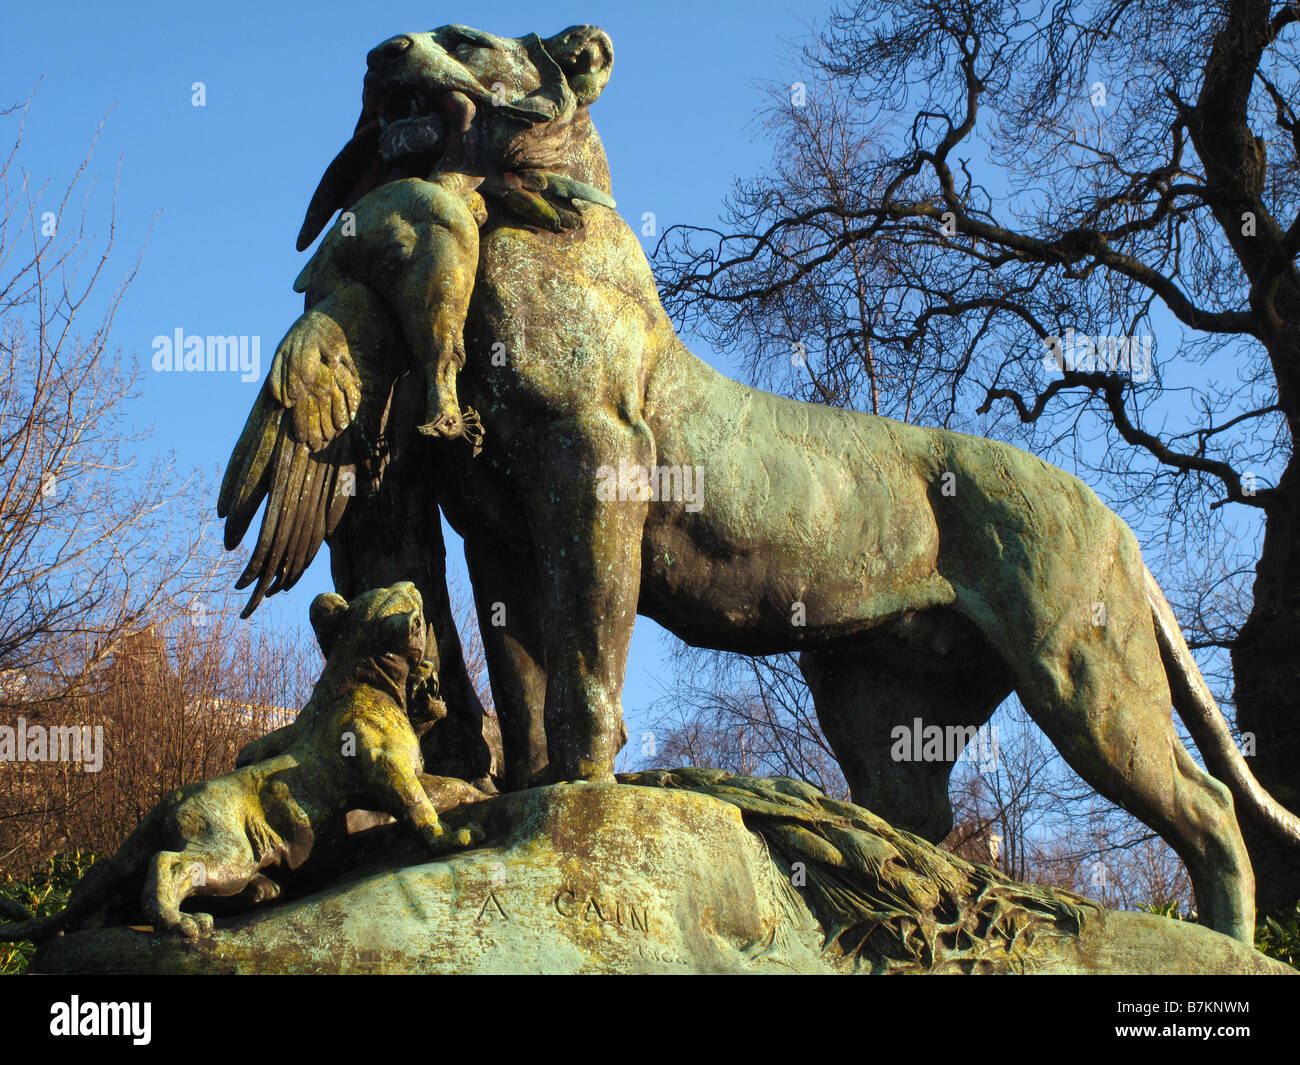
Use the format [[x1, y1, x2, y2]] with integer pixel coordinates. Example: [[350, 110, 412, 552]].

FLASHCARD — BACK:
[[298, 24, 617, 250]]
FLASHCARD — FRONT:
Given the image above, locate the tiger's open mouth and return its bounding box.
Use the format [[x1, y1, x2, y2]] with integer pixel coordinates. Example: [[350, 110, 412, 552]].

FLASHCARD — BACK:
[[377, 110, 445, 163], [295, 27, 610, 252], [368, 83, 455, 164], [297, 69, 549, 252], [297, 85, 460, 251]]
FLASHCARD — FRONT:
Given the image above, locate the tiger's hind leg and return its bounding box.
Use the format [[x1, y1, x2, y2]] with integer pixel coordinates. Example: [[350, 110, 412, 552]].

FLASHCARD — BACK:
[[801, 613, 1013, 841], [1003, 608, 1254, 941], [964, 525, 1255, 942]]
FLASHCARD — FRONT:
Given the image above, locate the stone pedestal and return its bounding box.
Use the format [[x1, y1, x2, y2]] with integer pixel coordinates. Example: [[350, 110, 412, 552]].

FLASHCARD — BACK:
[[32, 784, 834, 974], [29, 779, 1294, 975]]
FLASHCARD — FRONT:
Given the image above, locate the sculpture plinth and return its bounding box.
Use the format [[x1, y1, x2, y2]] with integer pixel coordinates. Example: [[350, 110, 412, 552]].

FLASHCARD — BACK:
[[27, 778, 1292, 975]]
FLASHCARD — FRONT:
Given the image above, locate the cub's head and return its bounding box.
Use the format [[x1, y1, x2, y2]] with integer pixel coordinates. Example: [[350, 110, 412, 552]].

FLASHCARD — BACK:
[[309, 582, 444, 721], [299, 24, 616, 249]]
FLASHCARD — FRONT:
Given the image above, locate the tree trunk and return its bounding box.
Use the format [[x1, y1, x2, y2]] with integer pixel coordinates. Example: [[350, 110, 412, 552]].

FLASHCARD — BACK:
[[1232, 453, 1300, 920]]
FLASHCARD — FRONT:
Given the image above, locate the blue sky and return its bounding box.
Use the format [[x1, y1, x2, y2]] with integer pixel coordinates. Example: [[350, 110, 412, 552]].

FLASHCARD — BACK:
[[5, 0, 823, 753]]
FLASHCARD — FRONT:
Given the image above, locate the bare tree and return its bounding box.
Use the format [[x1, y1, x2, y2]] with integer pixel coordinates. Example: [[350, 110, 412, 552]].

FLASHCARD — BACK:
[[0, 96, 215, 705], [0, 95, 312, 873], [635, 647, 848, 797], [447, 572, 492, 713], [0, 595, 319, 875], [942, 701, 1193, 909]]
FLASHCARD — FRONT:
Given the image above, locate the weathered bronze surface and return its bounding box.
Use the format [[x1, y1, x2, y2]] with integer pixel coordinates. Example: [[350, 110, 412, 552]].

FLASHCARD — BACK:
[[216, 23, 1300, 943], [23, 776, 1293, 975], [0, 583, 481, 943], [20, 24, 1297, 971]]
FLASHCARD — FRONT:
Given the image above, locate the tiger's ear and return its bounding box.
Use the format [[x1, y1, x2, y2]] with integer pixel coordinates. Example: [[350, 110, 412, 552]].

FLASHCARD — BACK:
[[542, 26, 613, 107], [310, 592, 350, 656]]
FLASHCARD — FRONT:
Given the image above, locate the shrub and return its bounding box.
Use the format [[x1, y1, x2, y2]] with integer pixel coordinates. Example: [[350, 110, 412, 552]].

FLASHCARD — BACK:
[[1254, 902, 1300, 970], [0, 849, 98, 975]]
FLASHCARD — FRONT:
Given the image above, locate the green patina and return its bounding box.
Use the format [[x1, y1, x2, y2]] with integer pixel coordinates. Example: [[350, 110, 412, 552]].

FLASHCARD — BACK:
[[27, 20, 1292, 975], [21, 779, 1294, 975], [0, 583, 482, 944], [213, 22, 1300, 944]]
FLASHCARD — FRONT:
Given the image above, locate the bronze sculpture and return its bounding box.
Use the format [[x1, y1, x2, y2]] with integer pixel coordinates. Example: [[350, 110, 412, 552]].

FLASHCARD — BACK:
[[0, 583, 481, 942], [214, 24, 1300, 942], [9, 23, 1296, 970]]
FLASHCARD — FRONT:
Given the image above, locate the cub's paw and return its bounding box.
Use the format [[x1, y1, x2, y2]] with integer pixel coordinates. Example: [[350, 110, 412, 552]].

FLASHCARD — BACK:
[[416, 819, 484, 854], [417, 820, 447, 853], [245, 874, 281, 904], [167, 911, 215, 939]]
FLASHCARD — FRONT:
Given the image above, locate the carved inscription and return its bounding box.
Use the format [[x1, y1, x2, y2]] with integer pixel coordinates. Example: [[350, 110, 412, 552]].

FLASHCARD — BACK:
[[476, 891, 509, 923], [553, 888, 651, 933]]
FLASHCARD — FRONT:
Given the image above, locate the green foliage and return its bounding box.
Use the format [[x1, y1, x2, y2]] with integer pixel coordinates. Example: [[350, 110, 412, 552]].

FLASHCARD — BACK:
[[1137, 901, 1189, 921], [0, 850, 98, 975], [1254, 902, 1300, 971]]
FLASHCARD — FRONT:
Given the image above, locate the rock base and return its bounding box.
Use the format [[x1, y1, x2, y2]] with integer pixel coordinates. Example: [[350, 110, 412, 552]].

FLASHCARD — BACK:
[[30, 778, 1294, 975]]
